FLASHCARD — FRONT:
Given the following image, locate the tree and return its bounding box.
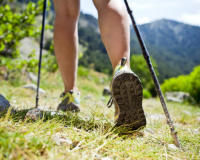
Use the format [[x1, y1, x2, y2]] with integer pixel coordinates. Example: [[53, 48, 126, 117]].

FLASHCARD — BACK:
[[0, 0, 43, 58], [130, 54, 158, 96]]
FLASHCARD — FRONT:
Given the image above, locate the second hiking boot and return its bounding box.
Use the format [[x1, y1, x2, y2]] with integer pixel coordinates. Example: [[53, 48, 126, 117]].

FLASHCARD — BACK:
[[108, 57, 146, 130], [57, 90, 80, 112]]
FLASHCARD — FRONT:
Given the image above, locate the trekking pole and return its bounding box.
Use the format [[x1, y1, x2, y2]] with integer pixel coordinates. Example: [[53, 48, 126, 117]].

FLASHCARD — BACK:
[[36, 0, 47, 108], [124, 0, 180, 147]]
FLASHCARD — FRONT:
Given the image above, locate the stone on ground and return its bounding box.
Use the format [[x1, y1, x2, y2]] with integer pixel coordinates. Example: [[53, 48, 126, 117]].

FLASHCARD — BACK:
[[103, 86, 111, 96], [165, 91, 193, 103], [197, 117, 200, 123], [27, 72, 37, 82], [52, 133, 73, 146], [25, 108, 43, 121], [101, 157, 113, 160], [168, 144, 179, 151], [23, 84, 46, 94], [148, 114, 165, 121], [144, 128, 155, 134], [18, 37, 48, 60], [182, 110, 192, 116], [0, 94, 10, 112]]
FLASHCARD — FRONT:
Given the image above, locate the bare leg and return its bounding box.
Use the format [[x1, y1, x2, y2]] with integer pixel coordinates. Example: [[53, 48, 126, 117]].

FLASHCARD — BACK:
[[93, 0, 130, 69], [53, 0, 80, 92]]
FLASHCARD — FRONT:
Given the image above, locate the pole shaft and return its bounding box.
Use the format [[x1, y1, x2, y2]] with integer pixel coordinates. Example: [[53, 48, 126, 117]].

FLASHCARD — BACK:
[[124, 0, 180, 147], [36, 0, 47, 108]]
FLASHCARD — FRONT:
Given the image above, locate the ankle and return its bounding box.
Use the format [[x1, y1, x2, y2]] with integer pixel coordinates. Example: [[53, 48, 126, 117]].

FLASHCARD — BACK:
[[113, 57, 130, 70], [64, 86, 78, 93]]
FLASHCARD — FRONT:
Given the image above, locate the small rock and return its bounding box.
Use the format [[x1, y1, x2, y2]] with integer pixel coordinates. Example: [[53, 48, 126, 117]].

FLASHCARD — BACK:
[[18, 37, 48, 60], [55, 137, 72, 146], [103, 87, 111, 96], [27, 72, 37, 82], [23, 84, 45, 94], [182, 110, 192, 116], [197, 117, 200, 123], [52, 133, 73, 146], [83, 95, 93, 100], [0, 94, 10, 112], [100, 97, 106, 102], [50, 111, 58, 116], [94, 154, 101, 160], [149, 114, 165, 121], [99, 78, 105, 84], [25, 132, 34, 140], [102, 157, 113, 160], [168, 144, 178, 151], [145, 128, 155, 134], [165, 91, 193, 103], [193, 128, 199, 134], [174, 123, 182, 128], [25, 108, 43, 121]]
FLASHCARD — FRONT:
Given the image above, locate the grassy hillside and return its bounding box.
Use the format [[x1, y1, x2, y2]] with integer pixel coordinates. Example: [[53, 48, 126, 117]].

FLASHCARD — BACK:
[[0, 69, 200, 159]]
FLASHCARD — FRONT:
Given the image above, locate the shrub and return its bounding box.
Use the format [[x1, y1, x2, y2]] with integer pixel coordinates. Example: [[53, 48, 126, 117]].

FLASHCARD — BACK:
[[190, 66, 200, 103], [143, 89, 152, 99], [0, 0, 57, 82], [161, 65, 200, 104], [42, 54, 58, 72], [0, 52, 59, 84], [0, 0, 44, 58], [78, 66, 89, 78], [130, 54, 158, 97], [161, 75, 192, 93]]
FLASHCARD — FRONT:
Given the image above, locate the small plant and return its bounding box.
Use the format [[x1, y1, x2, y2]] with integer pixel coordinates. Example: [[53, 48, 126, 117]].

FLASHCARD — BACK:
[[143, 89, 152, 99], [161, 65, 200, 104], [78, 66, 89, 78]]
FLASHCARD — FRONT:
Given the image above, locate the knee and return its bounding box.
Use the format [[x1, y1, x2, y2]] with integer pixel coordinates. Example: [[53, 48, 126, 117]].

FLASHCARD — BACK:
[[93, 0, 127, 18], [93, 0, 108, 11], [54, 1, 80, 20]]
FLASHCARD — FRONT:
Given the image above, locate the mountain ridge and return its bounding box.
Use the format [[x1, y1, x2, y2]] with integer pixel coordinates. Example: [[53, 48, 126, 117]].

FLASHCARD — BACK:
[[78, 13, 200, 81], [141, 18, 200, 28], [133, 18, 200, 80], [78, 12, 200, 81]]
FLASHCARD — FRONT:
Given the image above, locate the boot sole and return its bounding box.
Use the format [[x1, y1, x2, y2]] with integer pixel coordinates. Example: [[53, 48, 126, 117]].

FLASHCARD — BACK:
[[112, 71, 146, 130]]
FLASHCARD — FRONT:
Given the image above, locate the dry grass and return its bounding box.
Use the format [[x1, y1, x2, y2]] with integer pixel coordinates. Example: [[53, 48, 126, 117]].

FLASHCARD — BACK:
[[0, 70, 200, 160]]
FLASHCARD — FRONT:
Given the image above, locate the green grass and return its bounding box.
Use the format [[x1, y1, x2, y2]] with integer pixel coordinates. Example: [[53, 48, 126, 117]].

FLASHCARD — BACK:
[[0, 69, 200, 159]]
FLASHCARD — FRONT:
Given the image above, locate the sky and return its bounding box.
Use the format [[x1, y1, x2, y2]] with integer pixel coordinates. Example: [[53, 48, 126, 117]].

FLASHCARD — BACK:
[[81, 0, 200, 26]]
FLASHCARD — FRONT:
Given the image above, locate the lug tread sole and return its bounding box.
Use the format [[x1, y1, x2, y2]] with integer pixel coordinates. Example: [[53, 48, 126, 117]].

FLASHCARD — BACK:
[[112, 71, 146, 130]]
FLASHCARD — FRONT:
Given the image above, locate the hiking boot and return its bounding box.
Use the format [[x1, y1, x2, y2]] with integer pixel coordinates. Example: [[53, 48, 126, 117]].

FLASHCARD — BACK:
[[107, 57, 146, 130], [57, 90, 80, 112]]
